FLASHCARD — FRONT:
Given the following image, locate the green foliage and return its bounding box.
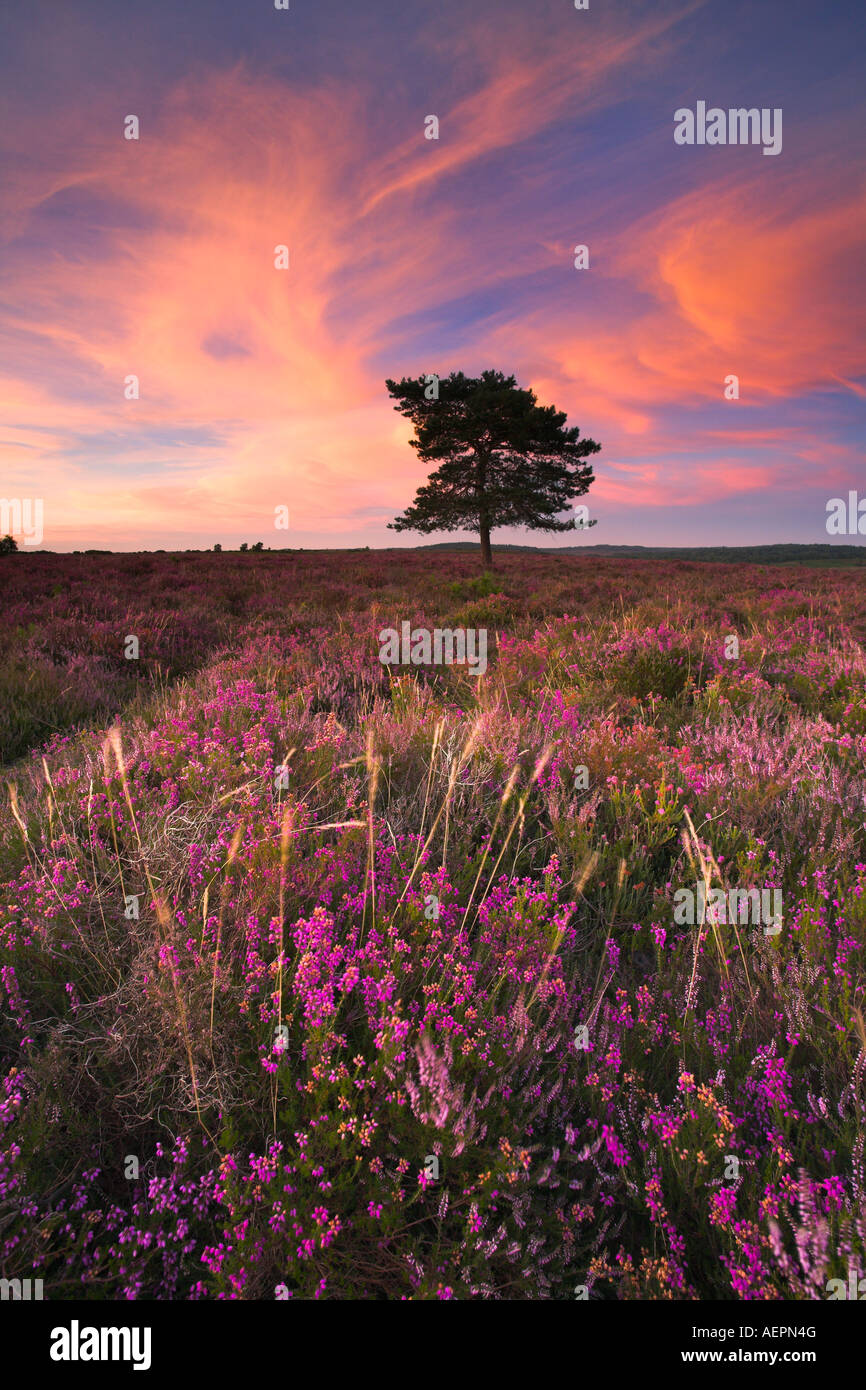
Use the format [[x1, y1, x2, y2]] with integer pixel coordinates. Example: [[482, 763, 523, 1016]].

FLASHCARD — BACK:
[[448, 570, 504, 601]]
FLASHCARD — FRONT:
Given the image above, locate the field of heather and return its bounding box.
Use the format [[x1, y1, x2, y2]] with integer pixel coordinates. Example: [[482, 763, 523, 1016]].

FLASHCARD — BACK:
[[2, 548, 866, 1300]]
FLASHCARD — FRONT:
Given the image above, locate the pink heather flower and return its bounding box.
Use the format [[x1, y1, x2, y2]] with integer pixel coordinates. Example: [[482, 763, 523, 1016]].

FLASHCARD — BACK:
[[710, 1189, 738, 1227], [601, 1125, 630, 1168]]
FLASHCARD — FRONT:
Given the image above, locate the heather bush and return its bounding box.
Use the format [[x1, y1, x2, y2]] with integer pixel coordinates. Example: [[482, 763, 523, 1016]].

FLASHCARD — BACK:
[[1, 551, 864, 1298]]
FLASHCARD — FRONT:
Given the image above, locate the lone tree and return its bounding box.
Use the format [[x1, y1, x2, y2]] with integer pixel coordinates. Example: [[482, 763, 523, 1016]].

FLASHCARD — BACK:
[[386, 369, 600, 569]]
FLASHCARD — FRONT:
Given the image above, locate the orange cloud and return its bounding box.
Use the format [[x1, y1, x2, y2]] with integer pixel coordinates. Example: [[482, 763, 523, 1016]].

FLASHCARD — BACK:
[[0, 1, 862, 547]]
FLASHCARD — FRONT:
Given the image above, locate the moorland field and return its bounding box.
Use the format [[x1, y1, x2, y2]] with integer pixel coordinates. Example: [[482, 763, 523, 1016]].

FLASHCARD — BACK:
[[1, 548, 865, 1299]]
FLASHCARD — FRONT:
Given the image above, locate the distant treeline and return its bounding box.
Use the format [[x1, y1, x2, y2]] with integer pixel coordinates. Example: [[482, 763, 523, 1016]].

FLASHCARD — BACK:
[[422, 542, 866, 567], [18, 542, 866, 568]]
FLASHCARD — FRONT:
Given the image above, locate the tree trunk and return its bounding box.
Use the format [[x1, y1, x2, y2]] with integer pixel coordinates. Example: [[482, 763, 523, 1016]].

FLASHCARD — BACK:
[[479, 524, 493, 570], [476, 445, 494, 570]]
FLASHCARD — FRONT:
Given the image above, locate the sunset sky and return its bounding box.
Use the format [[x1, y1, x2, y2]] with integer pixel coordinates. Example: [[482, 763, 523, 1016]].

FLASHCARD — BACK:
[[1, 0, 863, 551]]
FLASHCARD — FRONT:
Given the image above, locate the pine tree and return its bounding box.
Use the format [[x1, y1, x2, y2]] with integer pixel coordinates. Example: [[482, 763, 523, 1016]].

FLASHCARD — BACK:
[[386, 370, 600, 569]]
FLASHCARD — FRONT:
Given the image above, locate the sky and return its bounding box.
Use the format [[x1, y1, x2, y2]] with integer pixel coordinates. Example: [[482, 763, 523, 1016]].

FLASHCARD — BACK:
[[0, 0, 864, 551]]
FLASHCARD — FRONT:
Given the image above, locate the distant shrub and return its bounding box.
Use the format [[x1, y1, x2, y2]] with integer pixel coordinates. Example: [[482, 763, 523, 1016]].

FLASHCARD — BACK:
[[448, 570, 503, 601]]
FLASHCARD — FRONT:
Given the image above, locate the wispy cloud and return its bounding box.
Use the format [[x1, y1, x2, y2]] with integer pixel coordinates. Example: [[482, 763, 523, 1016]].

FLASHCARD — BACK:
[[0, 0, 862, 547]]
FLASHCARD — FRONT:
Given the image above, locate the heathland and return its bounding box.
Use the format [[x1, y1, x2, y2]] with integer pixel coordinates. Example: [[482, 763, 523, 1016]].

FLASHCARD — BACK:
[[1, 548, 865, 1298]]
